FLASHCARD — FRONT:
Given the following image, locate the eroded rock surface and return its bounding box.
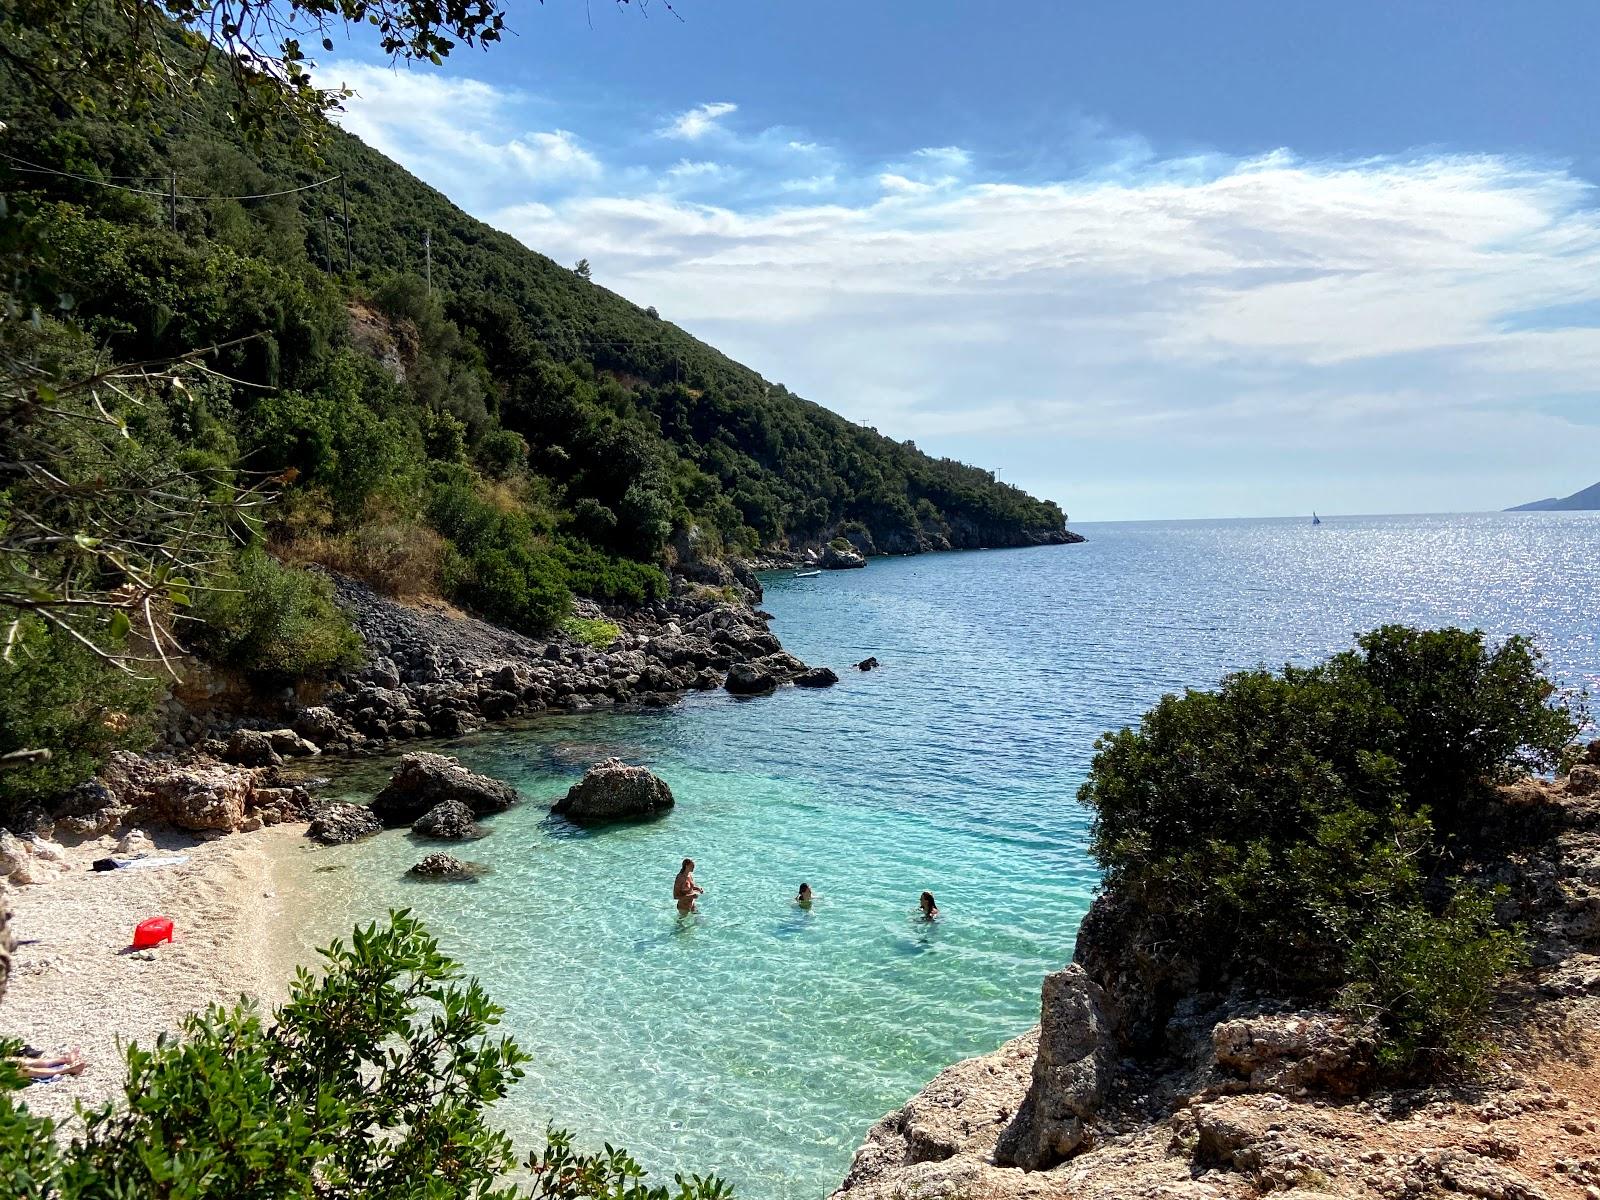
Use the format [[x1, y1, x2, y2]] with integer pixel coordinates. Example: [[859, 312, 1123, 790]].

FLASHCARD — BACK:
[[371, 752, 518, 826], [307, 803, 382, 845], [552, 758, 674, 822]]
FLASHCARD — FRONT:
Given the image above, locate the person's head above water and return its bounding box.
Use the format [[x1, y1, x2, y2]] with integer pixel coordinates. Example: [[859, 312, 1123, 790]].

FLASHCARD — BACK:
[[798, 882, 812, 900], [681, 858, 694, 872], [919, 890, 937, 916]]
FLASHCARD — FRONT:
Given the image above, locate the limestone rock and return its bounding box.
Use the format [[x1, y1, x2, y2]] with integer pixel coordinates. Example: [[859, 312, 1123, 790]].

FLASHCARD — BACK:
[[222, 729, 282, 767], [1569, 763, 1600, 796], [115, 828, 156, 856], [292, 705, 344, 746], [725, 662, 777, 696], [371, 752, 518, 826], [994, 965, 1118, 1170], [822, 543, 867, 569], [552, 758, 674, 822], [0, 831, 70, 885], [137, 764, 256, 831], [412, 799, 482, 840], [306, 803, 383, 845], [408, 852, 485, 881], [266, 728, 321, 758], [794, 666, 840, 688], [1212, 1010, 1373, 1096]]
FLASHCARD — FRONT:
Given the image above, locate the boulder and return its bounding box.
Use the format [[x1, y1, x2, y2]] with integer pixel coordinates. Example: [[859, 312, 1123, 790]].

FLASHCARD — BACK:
[[137, 764, 256, 831], [552, 758, 674, 822], [1568, 763, 1600, 796], [292, 706, 343, 745], [408, 852, 485, 881], [857, 657, 880, 672], [306, 803, 382, 845], [371, 752, 518, 826], [994, 964, 1118, 1170], [793, 666, 839, 689], [822, 543, 867, 570], [412, 799, 482, 840], [0, 831, 70, 885], [222, 729, 282, 767], [115, 828, 156, 856], [266, 728, 321, 758], [725, 662, 777, 696], [1212, 1011, 1374, 1096]]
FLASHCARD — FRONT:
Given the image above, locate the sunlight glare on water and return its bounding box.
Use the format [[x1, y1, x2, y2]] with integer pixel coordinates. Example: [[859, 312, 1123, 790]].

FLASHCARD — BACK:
[[278, 512, 1600, 1200]]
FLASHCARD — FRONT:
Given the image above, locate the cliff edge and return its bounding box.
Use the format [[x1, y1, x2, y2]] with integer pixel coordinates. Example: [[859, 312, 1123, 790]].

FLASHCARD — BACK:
[[834, 749, 1600, 1200]]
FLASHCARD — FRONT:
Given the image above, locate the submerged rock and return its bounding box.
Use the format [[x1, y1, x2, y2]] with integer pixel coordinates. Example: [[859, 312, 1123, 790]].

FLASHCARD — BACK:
[[306, 803, 382, 845], [411, 798, 482, 840], [371, 752, 518, 826], [856, 657, 880, 672], [794, 666, 840, 688], [408, 852, 486, 881], [553, 758, 674, 822]]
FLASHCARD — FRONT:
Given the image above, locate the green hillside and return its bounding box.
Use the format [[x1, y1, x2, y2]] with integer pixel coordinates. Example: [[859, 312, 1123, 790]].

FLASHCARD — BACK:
[[0, 59, 1073, 637]]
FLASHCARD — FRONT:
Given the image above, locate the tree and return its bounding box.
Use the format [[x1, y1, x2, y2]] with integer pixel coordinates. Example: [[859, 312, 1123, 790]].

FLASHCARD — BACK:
[[573, 258, 592, 281], [0, 911, 730, 1200]]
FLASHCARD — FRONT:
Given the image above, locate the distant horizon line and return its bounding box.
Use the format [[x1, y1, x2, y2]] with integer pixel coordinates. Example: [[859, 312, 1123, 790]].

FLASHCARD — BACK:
[[1069, 508, 1598, 526]]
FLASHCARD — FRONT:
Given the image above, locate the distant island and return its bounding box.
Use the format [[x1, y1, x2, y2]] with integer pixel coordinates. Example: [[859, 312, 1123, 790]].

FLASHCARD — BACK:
[[1506, 479, 1600, 511]]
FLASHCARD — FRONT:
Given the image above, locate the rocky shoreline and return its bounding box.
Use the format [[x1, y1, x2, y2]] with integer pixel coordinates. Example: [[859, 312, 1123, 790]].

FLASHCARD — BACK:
[[832, 750, 1600, 1200]]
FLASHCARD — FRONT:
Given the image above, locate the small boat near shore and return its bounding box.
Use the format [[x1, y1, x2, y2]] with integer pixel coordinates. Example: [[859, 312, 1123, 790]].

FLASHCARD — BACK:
[[793, 569, 822, 578]]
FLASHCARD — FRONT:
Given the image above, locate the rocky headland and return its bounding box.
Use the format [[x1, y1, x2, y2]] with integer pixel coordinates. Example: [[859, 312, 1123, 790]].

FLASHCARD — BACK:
[[834, 749, 1600, 1200]]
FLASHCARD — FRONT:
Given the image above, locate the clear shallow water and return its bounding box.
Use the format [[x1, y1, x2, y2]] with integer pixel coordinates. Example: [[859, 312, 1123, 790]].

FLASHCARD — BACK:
[[278, 511, 1600, 1200]]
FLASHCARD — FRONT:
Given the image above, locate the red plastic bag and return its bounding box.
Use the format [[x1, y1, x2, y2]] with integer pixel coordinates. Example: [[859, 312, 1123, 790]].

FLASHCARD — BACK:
[[132, 916, 173, 949]]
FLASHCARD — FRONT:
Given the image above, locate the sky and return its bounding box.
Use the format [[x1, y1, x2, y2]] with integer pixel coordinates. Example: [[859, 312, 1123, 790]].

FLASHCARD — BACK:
[[318, 1, 1600, 521]]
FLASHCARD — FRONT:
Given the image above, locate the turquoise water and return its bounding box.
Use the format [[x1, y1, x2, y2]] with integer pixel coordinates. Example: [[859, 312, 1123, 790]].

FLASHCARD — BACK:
[[279, 511, 1600, 1200]]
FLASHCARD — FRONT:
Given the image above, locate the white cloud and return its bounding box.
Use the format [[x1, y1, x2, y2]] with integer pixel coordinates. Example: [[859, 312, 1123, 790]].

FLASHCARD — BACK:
[[660, 101, 738, 142], [318, 66, 1600, 515]]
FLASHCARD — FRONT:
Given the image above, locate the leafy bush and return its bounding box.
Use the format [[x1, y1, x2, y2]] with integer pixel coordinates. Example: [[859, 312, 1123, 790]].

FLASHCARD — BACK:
[[0, 912, 730, 1200], [563, 616, 621, 650], [194, 548, 364, 677], [1077, 625, 1576, 1069], [554, 539, 669, 607], [0, 620, 158, 826]]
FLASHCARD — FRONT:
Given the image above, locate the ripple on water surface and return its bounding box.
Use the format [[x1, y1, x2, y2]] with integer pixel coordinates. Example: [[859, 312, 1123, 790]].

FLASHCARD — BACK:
[[279, 512, 1600, 1200]]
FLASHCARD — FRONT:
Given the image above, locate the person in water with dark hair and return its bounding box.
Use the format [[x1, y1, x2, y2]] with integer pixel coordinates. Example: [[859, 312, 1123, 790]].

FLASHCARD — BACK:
[[673, 858, 703, 913], [796, 882, 813, 909], [919, 890, 939, 921]]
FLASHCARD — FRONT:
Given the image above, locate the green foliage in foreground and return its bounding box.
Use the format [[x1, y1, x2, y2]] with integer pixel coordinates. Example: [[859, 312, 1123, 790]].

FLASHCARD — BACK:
[[1078, 625, 1576, 1070], [0, 912, 730, 1200]]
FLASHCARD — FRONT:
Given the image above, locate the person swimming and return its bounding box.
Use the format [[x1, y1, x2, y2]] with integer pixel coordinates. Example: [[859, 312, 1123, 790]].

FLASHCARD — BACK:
[[796, 882, 813, 909], [673, 858, 704, 912], [919, 890, 939, 921]]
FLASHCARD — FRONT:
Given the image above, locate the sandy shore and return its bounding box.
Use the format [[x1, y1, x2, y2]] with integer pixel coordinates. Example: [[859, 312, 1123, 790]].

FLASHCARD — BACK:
[[0, 823, 308, 1128]]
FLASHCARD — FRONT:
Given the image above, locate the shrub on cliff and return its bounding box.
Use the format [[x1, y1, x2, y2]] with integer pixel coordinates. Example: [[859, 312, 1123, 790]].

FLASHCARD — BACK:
[[1078, 625, 1576, 1070], [193, 548, 364, 678], [0, 911, 730, 1200]]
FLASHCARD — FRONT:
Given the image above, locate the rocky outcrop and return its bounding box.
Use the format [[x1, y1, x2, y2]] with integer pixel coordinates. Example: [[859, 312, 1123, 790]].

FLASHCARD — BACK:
[[856, 657, 880, 672], [307, 803, 382, 845], [834, 770, 1600, 1200], [725, 662, 777, 696], [794, 666, 839, 688], [0, 831, 71, 885], [822, 543, 867, 570], [552, 758, 674, 822], [134, 763, 257, 831], [993, 966, 1117, 1169], [370, 753, 518, 826], [411, 799, 481, 840]]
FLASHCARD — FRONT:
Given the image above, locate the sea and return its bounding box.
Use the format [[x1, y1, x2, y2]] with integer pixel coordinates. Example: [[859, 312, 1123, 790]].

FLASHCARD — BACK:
[[275, 511, 1600, 1200]]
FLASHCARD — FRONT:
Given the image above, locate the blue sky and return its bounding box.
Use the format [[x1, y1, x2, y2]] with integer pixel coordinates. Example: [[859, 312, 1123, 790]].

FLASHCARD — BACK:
[[320, 1, 1600, 520]]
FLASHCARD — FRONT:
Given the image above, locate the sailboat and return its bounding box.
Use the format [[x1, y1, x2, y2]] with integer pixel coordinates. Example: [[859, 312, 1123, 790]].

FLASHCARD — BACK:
[[1311, 512, 1322, 526]]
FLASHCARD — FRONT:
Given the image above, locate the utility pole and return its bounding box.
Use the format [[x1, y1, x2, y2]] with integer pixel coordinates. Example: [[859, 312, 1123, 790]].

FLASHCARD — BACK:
[[340, 173, 352, 273], [424, 227, 432, 296], [168, 169, 177, 232]]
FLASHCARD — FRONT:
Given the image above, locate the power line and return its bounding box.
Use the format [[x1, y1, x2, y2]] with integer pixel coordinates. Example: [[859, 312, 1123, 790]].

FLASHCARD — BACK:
[[0, 151, 340, 201]]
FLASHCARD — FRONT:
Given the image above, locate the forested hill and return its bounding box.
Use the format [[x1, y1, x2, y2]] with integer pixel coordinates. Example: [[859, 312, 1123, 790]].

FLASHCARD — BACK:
[[1, 63, 1074, 633]]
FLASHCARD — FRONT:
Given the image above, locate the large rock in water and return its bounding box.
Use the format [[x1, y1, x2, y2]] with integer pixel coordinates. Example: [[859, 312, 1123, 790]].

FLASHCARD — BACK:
[[725, 662, 777, 696], [993, 964, 1118, 1169], [412, 799, 481, 840], [552, 758, 674, 822], [371, 753, 518, 826], [408, 852, 485, 881], [822, 543, 867, 570], [307, 803, 382, 845]]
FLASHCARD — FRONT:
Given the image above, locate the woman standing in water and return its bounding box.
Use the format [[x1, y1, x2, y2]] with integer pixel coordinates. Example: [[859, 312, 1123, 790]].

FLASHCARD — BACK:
[[796, 882, 814, 909], [919, 891, 939, 921]]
